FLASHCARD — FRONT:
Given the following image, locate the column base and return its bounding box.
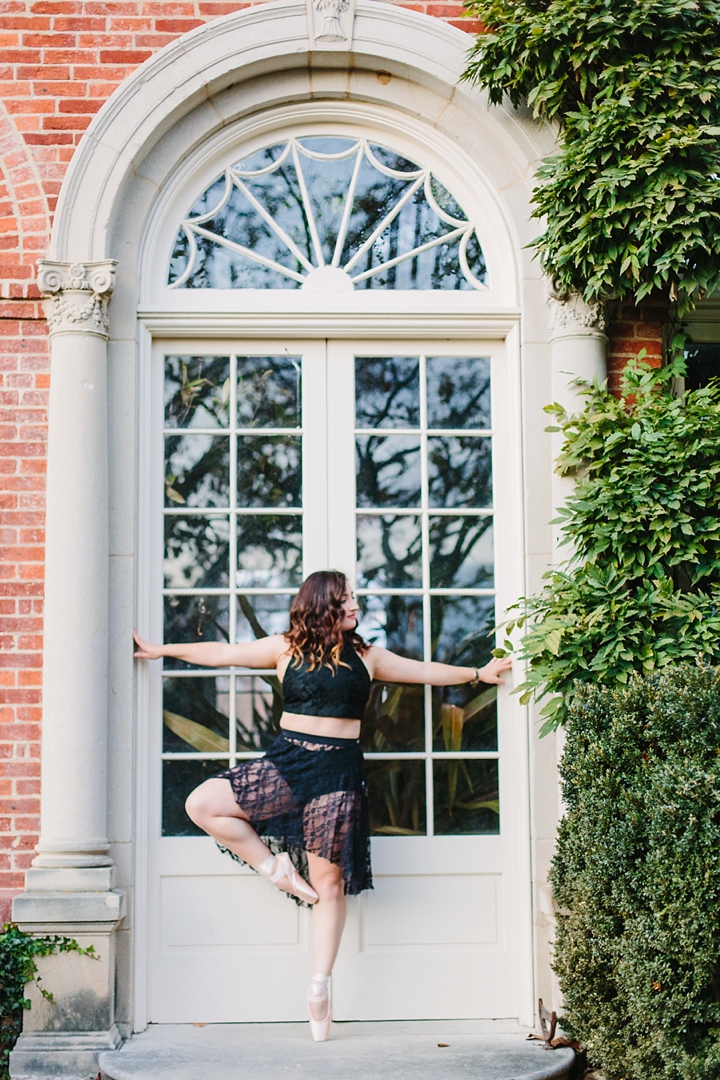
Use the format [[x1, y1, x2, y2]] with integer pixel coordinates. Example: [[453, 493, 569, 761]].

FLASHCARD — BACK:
[[9, 1024, 123, 1080]]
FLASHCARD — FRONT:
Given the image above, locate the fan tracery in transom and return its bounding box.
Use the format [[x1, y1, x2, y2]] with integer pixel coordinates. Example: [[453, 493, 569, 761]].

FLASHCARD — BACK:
[[168, 137, 488, 292]]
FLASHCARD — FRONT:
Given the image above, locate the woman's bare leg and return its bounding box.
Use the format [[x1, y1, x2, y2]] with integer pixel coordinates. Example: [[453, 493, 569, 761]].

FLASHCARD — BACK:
[[306, 853, 346, 1020], [185, 778, 300, 896]]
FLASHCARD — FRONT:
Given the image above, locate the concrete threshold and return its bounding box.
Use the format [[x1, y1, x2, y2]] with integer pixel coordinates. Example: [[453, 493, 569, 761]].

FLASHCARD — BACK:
[[99, 1020, 575, 1080]]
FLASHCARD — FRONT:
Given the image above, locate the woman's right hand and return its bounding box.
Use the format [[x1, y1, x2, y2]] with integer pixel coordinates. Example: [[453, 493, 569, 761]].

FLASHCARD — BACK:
[[133, 629, 164, 660]]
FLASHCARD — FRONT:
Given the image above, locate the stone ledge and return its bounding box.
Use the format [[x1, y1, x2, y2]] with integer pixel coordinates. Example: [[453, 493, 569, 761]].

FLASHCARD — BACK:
[[10, 1024, 122, 1080], [99, 1023, 574, 1080], [13, 890, 126, 925]]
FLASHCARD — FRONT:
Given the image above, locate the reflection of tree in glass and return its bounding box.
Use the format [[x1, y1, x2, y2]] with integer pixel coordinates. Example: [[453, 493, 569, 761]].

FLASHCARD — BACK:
[[355, 357, 419, 429], [429, 515, 492, 589], [164, 516, 229, 589], [356, 435, 420, 507], [237, 437, 302, 508], [237, 356, 301, 429], [427, 356, 491, 429], [428, 436, 492, 509], [236, 515, 303, 587], [163, 678, 229, 752], [164, 356, 230, 428], [165, 435, 229, 508]]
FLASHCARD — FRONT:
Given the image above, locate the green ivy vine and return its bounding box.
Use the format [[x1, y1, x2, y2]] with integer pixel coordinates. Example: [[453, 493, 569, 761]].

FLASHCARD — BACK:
[[499, 359, 720, 732], [0, 923, 95, 1080], [462, 0, 720, 310]]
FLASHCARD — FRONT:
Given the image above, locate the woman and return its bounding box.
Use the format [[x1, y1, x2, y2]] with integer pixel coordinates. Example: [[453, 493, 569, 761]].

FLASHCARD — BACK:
[[134, 570, 511, 1041]]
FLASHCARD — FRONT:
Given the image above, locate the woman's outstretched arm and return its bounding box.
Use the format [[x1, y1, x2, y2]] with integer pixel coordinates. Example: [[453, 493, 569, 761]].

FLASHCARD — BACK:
[[366, 647, 511, 686], [133, 629, 286, 669]]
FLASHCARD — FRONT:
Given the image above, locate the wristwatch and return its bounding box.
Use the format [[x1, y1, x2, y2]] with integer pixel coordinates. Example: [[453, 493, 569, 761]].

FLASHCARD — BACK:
[[468, 667, 481, 686]]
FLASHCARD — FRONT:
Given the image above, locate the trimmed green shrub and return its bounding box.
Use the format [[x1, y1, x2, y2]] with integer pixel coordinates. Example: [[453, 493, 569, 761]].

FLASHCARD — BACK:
[[551, 666, 720, 1080]]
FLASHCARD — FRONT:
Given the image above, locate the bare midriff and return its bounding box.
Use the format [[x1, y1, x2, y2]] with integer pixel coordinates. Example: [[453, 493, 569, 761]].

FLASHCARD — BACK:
[[280, 713, 361, 740]]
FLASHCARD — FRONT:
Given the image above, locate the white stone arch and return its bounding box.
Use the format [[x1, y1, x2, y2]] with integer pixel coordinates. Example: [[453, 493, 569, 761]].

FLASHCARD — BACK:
[[14, 6, 605, 1072]]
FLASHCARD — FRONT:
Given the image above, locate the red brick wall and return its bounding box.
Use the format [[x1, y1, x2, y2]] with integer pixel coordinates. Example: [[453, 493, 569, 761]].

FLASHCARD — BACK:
[[0, 0, 479, 923], [606, 299, 667, 394]]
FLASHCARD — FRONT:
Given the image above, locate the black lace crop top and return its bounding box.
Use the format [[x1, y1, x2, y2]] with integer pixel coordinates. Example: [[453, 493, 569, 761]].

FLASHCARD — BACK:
[[282, 641, 372, 720]]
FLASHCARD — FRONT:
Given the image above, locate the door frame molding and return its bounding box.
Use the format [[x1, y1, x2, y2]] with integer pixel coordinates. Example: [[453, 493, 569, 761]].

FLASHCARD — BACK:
[[134, 317, 533, 1029]]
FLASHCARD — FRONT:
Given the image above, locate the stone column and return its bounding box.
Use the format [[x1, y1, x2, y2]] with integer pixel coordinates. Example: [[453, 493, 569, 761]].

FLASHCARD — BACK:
[[11, 261, 125, 1080], [547, 290, 607, 559]]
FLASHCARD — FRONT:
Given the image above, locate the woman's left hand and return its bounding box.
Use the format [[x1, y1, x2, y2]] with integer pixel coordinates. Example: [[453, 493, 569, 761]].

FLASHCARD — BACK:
[[476, 656, 513, 685]]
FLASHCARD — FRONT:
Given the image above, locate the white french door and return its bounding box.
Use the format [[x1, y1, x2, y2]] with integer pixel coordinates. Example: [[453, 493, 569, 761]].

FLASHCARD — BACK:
[[143, 336, 529, 1024]]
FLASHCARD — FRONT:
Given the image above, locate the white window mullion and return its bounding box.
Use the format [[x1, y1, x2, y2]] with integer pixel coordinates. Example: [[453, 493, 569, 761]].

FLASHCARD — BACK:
[[419, 353, 434, 838], [229, 353, 238, 767]]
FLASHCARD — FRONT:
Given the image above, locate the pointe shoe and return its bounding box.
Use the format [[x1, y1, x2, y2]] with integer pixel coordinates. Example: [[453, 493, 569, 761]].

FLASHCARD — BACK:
[[308, 974, 332, 1042], [257, 852, 319, 905]]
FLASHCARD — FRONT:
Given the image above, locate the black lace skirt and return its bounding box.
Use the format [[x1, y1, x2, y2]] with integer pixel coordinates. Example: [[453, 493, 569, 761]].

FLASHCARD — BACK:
[[215, 729, 372, 904]]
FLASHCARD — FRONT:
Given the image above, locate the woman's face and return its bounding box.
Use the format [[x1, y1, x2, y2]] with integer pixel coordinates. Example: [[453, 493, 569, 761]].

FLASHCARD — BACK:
[[339, 586, 359, 631]]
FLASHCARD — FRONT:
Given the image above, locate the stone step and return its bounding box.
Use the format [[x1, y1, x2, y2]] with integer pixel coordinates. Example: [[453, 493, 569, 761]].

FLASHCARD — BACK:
[[99, 1021, 575, 1080]]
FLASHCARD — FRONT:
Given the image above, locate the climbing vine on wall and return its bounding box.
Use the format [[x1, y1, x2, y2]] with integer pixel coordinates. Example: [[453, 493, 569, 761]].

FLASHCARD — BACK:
[[462, 0, 720, 310], [0, 924, 94, 1080]]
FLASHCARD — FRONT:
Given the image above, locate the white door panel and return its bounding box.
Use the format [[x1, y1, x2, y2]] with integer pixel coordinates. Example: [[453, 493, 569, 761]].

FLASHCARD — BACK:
[[145, 336, 529, 1024]]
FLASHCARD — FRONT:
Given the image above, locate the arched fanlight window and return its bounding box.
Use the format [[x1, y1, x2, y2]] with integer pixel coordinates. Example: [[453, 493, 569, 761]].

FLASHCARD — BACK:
[[168, 137, 488, 291]]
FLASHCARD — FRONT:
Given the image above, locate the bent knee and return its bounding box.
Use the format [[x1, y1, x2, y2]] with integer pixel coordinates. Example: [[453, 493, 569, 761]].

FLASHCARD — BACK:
[[185, 783, 216, 826], [314, 870, 345, 903]]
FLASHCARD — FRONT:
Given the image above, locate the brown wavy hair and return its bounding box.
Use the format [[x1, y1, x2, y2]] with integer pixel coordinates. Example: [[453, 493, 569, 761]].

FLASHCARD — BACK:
[[284, 570, 368, 671]]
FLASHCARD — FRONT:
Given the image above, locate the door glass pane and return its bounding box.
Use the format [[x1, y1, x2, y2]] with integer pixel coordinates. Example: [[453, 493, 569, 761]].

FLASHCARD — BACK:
[[163, 676, 230, 753], [366, 760, 427, 836], [163, 594, 230, 671], [162, 352, 304, 832], [356, 354, 498, 833], [356, 435, 421, 507], [236, 515, 303, 588], [427, 436, 492, 509], [164, 355, 230, 429], [163, 759, 228, 836], [426, 356, 491, 429], [428, 517, 494, 589], [164, 515, 230, 590], [355, 357, 420, 428], [236, 436, 302, 507], [236, 355, 301, 428], [165, 435, 230, 508], [235, 675, 282, 752], [357, 515, 422, 589], [433, 760, 499, 835]]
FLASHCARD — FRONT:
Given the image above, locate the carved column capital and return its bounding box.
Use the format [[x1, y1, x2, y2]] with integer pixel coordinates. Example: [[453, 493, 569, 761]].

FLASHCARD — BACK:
[[38, 259, 117, 337], [546, 286, 606, 342]]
